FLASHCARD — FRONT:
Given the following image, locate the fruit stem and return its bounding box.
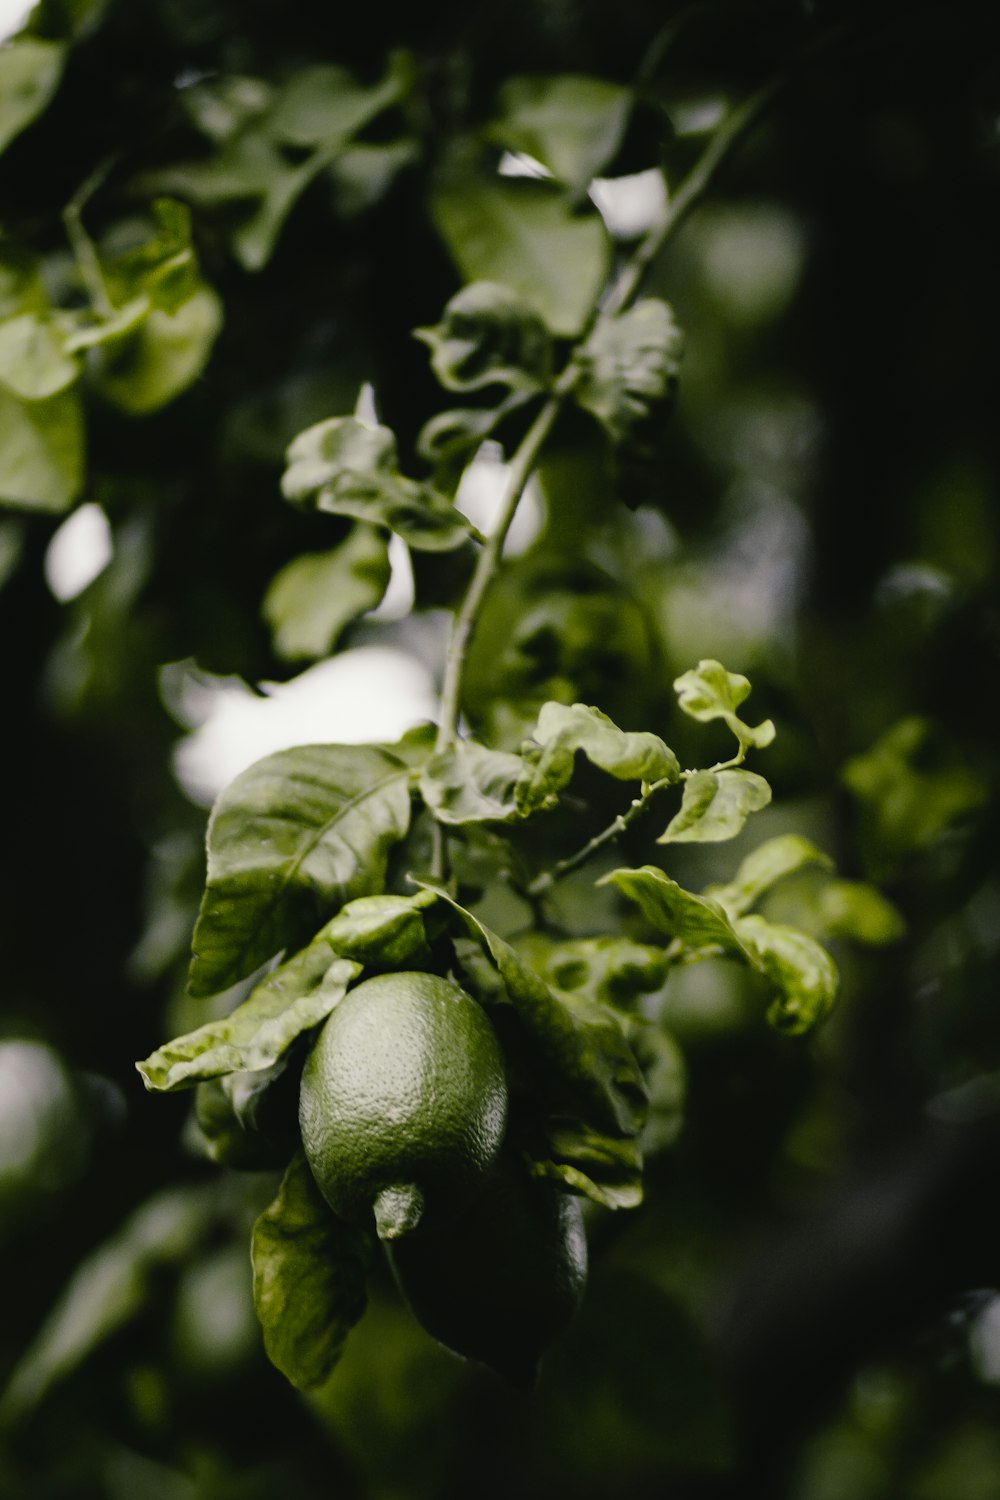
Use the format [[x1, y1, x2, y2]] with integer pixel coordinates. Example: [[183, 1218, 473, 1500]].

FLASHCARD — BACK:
[[374, 1182, 426, 1240]]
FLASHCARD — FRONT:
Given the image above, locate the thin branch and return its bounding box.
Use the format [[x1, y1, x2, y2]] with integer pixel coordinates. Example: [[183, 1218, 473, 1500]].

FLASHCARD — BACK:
[[63, 157, 119, 318], [527, 776, 675, 897]]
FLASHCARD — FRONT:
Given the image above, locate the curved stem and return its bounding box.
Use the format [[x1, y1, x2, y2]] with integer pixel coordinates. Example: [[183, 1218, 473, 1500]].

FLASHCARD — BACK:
[[527, 776, 674, 898]]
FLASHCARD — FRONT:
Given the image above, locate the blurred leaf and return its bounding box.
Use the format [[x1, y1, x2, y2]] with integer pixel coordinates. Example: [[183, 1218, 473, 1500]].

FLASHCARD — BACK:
[[138, 948, 360, 1091], [487, 73, 633, 199], [530, 1126, 643, 1209], [0, 312, 79, 399], [733, 914, 838, 1034], [817, 879, 906, 945], [518, 700, 679, 814], [0, 1186, 215, 1422], [419, 739, 526, 824], [189, 743, 413, 997], [673, 659, 776, 753], [328, 138, 417, 216], [513, 932, 669, 1012], [252, 1152, 373, 1390], [626, 1017, 685, 1155], [658, 768, 771, 844], [430, 163, 610, 337], [267, 55, 410, 146], [91, 286, 223, 414], [603, 865, 750, 956], [102, 198, 200, 313], [0, 39, 65, 157], [414, 281, 552, 393], [574, 299, 683, 446], [282, 415, 473, 551], [262, 525, 391, 661], [705, 834, 833, 918], [0, 382, 83, 511]]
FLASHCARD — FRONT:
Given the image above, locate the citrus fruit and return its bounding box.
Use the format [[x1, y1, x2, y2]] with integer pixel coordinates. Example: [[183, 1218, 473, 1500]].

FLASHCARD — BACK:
[[386, 1151, 587, 1386], [298, 971, 508, 1239]]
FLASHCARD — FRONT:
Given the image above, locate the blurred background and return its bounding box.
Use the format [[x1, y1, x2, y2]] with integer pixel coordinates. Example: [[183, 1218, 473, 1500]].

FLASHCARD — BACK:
[[2, 0, 1000, 1496]]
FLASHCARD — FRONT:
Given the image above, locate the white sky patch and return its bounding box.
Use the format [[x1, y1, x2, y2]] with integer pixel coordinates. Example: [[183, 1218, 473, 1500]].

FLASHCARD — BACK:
[[168, 646, 437, 806], [44, 503, 114, 602], [354, 380, 379, 425], [454, 440, 544, 556], [0, 0, 35, 43], [670, 97, 726, 137], [497, 150, 552, 180], [369, 532, 415, 620], [590, 168, 667, 241]]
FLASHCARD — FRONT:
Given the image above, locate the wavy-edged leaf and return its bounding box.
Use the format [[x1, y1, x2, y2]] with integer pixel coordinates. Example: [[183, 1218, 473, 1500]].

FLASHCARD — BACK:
[[733, 915, 838, 1035], [704, 834, 834, 918], [419, 740, 526, 825], [659, 768, 771, 844], [0, 382, 84, 512], [518, 701, 679, 815], [430, 163, 610, 338], [673, 659, 775, 753], [0, 38, 66, 157], [91, 285, 223, 415], [414, 282, 552, 394], [601, 865, 750, 958], [281, 415, 472, 551], [263, 525, 390, 661], [138, 948, 360, 1092], [321, 889, 437, 966], [575, 299, 683, 446], [0, 313, 79, 399], [419, 883, 647, 1140], [487, 73, 633, 200], [252, 1152, 374, 1390], [513, 932, 669, 1012], [528, 1128, 643, 1210], [189, 743, 412, 997]]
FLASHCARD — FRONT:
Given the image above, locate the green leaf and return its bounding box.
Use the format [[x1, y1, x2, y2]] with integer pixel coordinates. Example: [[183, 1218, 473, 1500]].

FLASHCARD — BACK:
[[262, 525, 391, 661], [601, 865, 750, 957], [0, 383, 84, 512], [320, 890, 437, 966], [733, 915, 838, 1035], [281, 416, 473, 551], [0, 39, 66, 157], [704, 834, 834, 918], [252, 1152, 374, 1390], [137, 947, 361, 1092], [518, 701, 680, 815], [189, 743, 413, 997], [430, 163, 610, 338], [529, 1128, 643, 1210], [421, 884, 648, 1140], [0, 1186, 215, 1422], [658, 768, 771, 844], [487, 74, 633, 199], [626, 1018, 685, 1155], [328, 139, 418, 216], [102, 197, 200, 313], [91, 285, 223, 414], [574, 300, 683, 446], [414, 281, 552, 393], [513, 932, 669, 1012], [817, 880, 906, 946], [267, 55, 410, 147], [673, 659, 776, 754], [419, 740, 526, 824], [0, 313, 79, 399]]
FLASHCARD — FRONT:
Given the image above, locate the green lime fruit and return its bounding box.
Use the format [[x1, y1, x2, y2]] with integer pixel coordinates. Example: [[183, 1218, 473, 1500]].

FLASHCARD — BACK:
[[386, 1152, 588, 1387], [299, 971, 508, 1239]]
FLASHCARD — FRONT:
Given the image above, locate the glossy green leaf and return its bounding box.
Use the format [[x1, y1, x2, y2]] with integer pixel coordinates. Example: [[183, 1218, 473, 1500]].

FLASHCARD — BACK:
[[0, 313, 79, 399], [419, 740, 526, 824], [252, 1152, 374, 1390], [263, 525, 391, 661], [92, 285, 223, 414], [421, 884, 648, 1139], [673, 659, 776, 753], [817, 880, 906, 946], [626, 1017, 685, 1155], [529, 1127, 643, 1210], [487, 73, 632, 199], [574, 300, 683, 445], [602, 865, 749, 957], [137, 948, 360, 1091], [0, 1186, 215, 1421], [320, 890, 437, 966], [0, 39, 65, 157], [658, 768, 771, 844], [518, 701, 679, 815], [430, 166, 610, 338], [733, 915, 838, 1035], [189, 743, 412, 997], [281, 416, 473, 551], [414, 282, 552, 393], [513, 932, 669, 1012], [0, 383, 84, 512], [704, 834, 833, 918]]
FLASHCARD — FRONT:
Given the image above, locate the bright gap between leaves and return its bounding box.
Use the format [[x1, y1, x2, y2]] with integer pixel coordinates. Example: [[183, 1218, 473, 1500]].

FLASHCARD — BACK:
[[0, 0, 35, 43], [44, 504, 114, 602]]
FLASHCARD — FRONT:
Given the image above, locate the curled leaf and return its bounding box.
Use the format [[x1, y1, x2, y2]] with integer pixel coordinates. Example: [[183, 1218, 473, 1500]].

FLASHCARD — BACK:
[[574, 299, 683, 446], [414, 282, 552, 393], [733, 915, 838, 1035], [673, 660, 775, 754], [658, 768, 771, 844]]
